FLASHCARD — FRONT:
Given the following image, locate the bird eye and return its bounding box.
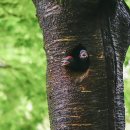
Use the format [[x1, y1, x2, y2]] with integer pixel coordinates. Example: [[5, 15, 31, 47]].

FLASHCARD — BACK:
[[79, 50, 88, 59]]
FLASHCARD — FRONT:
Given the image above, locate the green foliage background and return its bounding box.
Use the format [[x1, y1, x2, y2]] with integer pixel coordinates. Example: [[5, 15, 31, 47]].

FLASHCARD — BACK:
[[0, 1, 49, 130], [0, 0, 129, 130]]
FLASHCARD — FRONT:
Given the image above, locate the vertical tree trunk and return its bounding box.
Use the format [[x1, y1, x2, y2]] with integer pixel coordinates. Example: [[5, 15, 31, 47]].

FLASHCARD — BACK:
[[33, 0, 130, 130]]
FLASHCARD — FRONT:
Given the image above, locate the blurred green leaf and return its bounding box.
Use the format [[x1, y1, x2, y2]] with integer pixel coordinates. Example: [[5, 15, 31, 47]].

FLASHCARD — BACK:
[[0, 0, 49, 130]]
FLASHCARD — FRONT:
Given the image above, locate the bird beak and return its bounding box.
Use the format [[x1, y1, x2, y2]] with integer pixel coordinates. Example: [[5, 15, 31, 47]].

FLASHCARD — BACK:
[[61, 60, 70, 66], [61, 56, 73, 66]]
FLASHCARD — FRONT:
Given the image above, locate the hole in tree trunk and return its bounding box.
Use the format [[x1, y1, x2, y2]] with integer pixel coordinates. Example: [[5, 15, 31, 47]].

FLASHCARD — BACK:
[[62, 44, 90, 72]]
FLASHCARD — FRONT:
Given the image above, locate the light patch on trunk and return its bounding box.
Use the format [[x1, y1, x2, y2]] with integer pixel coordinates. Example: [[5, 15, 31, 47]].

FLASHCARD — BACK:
[[44, 4, 61, 17], [54, 36, 78, 43], [67, 123, 93, 127], [75, 69, 91, 83]]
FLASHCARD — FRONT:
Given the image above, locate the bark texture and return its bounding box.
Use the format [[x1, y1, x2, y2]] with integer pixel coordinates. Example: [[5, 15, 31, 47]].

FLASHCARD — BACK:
[[33, 0, 130, 130]]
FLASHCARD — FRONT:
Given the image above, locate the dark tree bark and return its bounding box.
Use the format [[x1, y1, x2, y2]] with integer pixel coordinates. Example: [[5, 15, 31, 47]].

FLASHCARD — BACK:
[[33, 0, 130, 130]]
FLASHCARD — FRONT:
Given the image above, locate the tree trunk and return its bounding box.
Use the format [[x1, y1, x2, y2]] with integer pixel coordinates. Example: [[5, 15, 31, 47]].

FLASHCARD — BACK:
[[33, 0, 130, 130]]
